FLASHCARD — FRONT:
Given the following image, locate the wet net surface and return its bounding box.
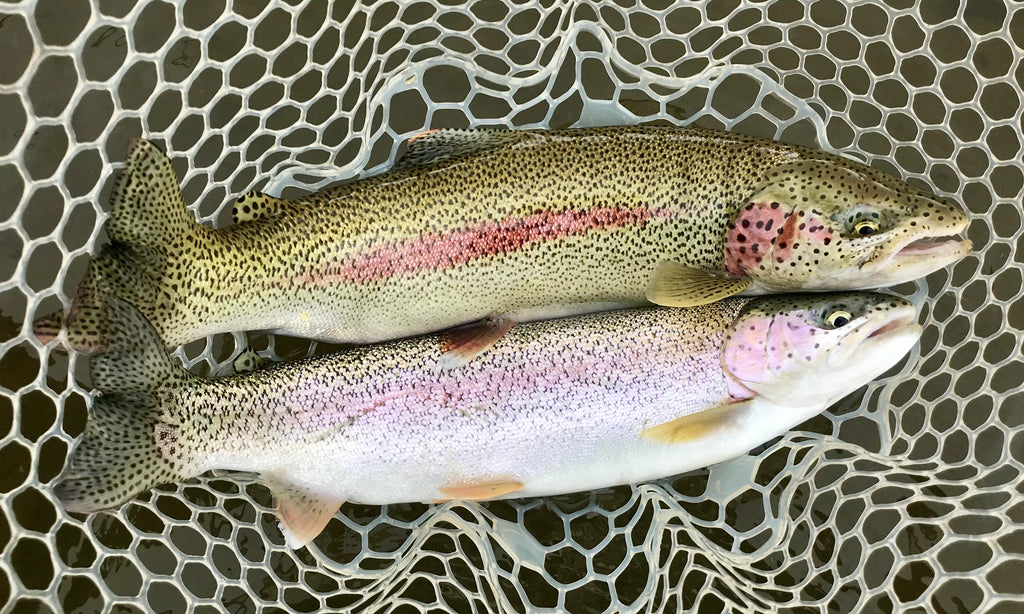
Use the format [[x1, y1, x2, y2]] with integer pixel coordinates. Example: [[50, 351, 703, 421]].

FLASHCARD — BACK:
[[1, 0, 1023, 612]]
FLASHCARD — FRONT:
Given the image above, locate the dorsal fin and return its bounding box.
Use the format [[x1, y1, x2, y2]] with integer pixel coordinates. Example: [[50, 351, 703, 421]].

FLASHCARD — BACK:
[[396, 128, 527, 168]]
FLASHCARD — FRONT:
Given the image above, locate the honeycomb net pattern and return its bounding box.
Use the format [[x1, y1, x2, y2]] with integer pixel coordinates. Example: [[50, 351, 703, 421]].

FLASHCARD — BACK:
[[1, 0, 1022, 612]]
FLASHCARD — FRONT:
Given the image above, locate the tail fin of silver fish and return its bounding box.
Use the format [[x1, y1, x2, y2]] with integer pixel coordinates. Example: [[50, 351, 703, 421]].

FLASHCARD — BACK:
[[57, 295, 195, 512], [56, 392, 191, 513], [36, 139, 203, 352]]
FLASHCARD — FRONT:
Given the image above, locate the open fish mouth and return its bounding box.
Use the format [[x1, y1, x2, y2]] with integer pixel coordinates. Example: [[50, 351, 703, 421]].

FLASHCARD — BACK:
[[892, 235, 972, 260]]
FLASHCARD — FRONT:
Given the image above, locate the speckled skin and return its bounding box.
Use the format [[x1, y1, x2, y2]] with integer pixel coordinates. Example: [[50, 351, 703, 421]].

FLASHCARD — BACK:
[[55, 126, 966, 350], [57, 292, 920, 513]]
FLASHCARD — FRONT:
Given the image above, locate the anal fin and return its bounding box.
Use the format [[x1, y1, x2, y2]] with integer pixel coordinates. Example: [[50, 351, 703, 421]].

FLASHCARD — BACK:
[[646, 260, 752, 308], [265, 474, 343, 549], [640, 400, 754, 444], [439, 316, 515, 369], [231, 190, 289, 224], [438, 479, 524, 502]]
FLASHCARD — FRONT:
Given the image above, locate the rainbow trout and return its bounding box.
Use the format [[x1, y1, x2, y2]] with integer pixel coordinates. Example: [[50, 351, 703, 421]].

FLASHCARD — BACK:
[[58, 291, 920, 548], [42, 126, 966, 363]]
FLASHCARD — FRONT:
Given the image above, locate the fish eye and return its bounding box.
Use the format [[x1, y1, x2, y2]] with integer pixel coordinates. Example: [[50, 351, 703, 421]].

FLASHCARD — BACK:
[[824, 309, 853, 328], [853, 219, 880, 236]]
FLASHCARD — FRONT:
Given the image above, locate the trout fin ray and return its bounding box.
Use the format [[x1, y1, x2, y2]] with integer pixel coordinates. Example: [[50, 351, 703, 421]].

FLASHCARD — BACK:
[[62, 139, 204, 352], [438, 316, 516, 369], [265, 474, 344, 549], [79, 293, 190, 393], [32, 311, 63, 346], [397, 128, 527, 168], [640, 400, 754, 444], [108, 138, 196, 247], [56, 296, 196, 513], [438, 479, 524, 502], [231, 190, 289, 224], [646, 260, 752, 308]]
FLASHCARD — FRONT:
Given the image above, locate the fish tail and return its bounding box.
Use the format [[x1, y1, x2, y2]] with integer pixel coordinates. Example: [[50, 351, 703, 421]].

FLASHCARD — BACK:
[[55, 392, 192, 513], [106, 138, 198, 250], [38, 139, 204, 352], [57, 295, 196, 512]]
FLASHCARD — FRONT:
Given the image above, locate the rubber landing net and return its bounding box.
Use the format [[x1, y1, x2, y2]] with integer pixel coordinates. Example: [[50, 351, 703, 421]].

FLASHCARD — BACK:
[[1, 1, 1022, 612]]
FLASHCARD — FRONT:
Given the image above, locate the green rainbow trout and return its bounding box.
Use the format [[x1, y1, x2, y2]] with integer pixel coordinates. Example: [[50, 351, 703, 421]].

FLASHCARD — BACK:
[[42, 126, 968, 362]]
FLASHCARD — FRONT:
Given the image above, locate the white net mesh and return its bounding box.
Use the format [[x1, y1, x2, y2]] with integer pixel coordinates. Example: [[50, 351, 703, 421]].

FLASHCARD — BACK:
[[1, 1, 1022, 612]]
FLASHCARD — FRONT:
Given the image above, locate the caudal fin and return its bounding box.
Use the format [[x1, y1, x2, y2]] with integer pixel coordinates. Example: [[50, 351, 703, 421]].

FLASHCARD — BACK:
[[57, 296, 196, 512], [56, 392, 192, 513], [38, 139, 203, 352], [106, 138, 197, 248]]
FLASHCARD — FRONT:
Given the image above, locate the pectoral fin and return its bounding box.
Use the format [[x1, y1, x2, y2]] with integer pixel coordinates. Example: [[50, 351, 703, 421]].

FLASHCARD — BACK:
[[646, 260, 752, 308], [265, 474, 343, 549], [439, 316, 516, 369], [640, 400, 754, 444], [438, 479, 524, 501], [231, 190, 289, 224]]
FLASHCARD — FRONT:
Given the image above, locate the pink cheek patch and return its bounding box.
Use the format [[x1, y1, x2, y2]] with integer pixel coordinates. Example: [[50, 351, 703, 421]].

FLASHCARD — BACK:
[[723, 317, 771, 385], [765, 318, 820, 373], [724, 202, 790, 275], [725, 204, 838, 275]]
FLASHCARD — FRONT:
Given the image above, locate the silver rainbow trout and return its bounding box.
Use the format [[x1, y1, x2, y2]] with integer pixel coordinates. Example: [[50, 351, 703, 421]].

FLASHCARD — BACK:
[[41, 126, 967, 363], [58, 291, 920, 548]]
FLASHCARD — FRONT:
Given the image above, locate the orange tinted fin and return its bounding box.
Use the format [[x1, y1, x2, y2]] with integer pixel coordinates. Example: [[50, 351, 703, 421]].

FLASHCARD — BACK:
[[438, 479, 524, 501], [265, 474, 343, 549], [640, 400, 754, 444], [438, 316, 515, 370]]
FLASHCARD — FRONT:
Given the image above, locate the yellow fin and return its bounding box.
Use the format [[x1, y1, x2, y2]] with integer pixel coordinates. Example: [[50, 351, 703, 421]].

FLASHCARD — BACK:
[[231, 190, 289, 224], [438, 316, 515, 370], [640, 400, 754, 444], [438, 479, 524, 501], [646, 260, 752, 307], [265, 474, 343, 549]]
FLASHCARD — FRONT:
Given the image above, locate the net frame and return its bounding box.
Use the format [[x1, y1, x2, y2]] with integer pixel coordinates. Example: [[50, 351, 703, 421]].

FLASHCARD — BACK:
[[0, 1, 1022, 612]]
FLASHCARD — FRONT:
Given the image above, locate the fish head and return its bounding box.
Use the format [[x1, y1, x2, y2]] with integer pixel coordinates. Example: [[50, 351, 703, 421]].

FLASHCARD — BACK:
[[724, 160, 972, 291], [722, 292, 922, 408]]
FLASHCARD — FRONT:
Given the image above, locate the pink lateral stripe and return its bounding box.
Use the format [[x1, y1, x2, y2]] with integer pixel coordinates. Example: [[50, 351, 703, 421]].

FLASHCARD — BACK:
[[309, 205, 671, 285]]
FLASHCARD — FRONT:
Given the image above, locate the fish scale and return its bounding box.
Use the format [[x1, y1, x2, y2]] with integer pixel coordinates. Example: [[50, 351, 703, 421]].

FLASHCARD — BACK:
[[43, 125, 968, 354]]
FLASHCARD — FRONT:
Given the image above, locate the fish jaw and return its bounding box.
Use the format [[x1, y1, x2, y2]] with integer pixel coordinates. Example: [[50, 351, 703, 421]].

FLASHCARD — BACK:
[[723, 293, 921, 409]]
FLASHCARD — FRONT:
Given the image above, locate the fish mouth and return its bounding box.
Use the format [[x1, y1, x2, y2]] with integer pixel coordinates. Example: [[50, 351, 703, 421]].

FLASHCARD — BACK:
[[865, 309, 917, 340], [861, 228, 972, 287], [891, 235, 973, 262]]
